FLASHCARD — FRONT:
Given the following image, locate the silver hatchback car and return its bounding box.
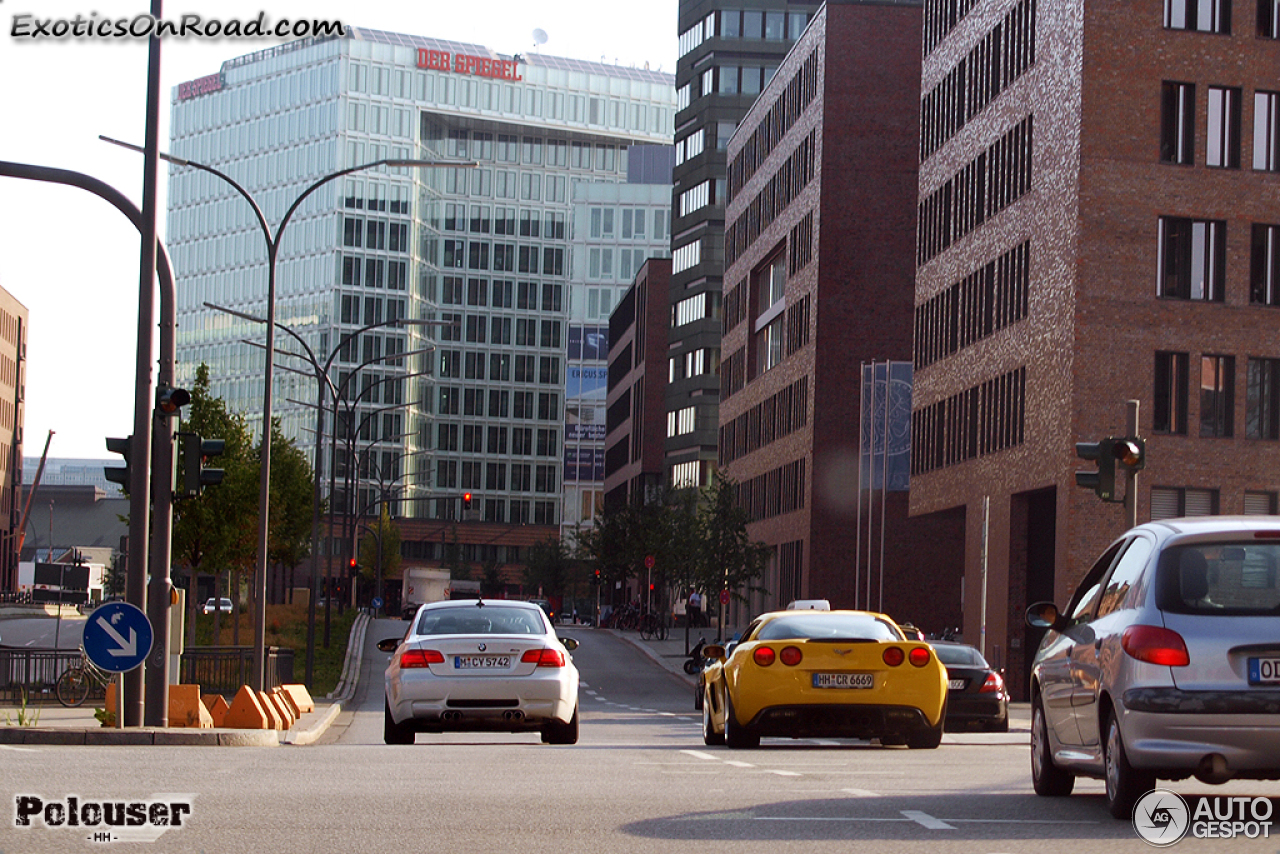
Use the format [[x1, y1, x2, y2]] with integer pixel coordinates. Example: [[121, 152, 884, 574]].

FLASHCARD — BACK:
[[1027, 516, 1280, 818]]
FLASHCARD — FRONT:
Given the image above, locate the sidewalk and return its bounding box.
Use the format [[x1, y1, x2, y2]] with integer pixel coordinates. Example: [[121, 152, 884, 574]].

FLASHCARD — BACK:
[[0, 613, 369, 747]]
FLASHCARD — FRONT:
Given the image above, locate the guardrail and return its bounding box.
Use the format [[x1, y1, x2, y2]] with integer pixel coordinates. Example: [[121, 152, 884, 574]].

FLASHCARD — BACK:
[[0, 646, 294, 704]]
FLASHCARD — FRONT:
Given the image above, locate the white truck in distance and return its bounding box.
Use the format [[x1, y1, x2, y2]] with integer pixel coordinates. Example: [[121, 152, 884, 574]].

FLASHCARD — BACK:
[[400, 567, 451, 619]]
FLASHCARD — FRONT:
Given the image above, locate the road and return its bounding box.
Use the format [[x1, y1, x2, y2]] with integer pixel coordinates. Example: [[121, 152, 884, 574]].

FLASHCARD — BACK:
[[1, 618, 1276, 852]]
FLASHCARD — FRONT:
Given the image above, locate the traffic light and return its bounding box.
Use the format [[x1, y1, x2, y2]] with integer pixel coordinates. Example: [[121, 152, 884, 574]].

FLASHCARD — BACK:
[[1075, 438, 1117, 502], [463, 492, 473, 511], [348, 557, 358, 572], [155, 385, 191, 416], [179, 432, 226, 497], [104, 436, 131, 489], [1113, 436, 1146, 472], [592, 569, 601, 585]]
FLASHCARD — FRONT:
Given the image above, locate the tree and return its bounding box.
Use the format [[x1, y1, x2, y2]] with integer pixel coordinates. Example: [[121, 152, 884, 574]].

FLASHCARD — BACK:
[[524, 535, 572, 600], [265, 416, 316, 574], [695, 471, 769, 610], [358, 506, 402, 584]]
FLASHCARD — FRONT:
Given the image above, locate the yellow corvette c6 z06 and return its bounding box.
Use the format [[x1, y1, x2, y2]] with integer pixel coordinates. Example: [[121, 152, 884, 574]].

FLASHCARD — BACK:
[[701, 610, 948, 749]]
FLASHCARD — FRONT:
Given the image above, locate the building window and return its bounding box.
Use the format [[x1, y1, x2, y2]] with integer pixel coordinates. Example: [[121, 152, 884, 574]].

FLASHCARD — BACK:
[[1256, 91, 1280, 171], [1201, 354, 1235, 437], [1247, 357, 1280, 439], [1252, 224, 1280, 305], [1261, 0, 1280, 37], [1161, 82, 1195, 164], [1206, 86, 1241, 168], [755, 317, 784, 375], [1164, 0, 1230, 32], [1157, 216, 1225, 301], [1151, 486, 1219, 519], [1245, 490, 1278, 514], [1154, 351, 1190, 434], [753, 252, 786, 376]]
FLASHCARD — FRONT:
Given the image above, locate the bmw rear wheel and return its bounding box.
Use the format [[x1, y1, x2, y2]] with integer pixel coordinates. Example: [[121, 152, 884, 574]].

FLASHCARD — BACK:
[[543, 704, 579, 745], [383, 699, 414, 745], [1030, 695, 1074, 796]]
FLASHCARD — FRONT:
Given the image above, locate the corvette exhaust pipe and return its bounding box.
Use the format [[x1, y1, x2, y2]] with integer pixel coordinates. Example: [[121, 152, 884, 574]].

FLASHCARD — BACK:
[[441, 711, 463, 723]]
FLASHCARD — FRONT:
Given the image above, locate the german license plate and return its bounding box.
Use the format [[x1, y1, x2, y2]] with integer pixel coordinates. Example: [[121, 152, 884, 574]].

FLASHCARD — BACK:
[[454, 655, 510, 669], [948, 678, 967, 690], [813, 672, 873, 689], [1248, 657, 1280, 685]]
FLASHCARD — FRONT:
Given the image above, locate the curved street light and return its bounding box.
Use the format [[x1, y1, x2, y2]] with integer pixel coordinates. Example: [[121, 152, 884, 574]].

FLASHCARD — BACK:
[[103, 133, 476, 690]]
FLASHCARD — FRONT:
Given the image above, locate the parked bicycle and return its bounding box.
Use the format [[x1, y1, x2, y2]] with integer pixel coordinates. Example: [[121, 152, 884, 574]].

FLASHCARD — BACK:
[[638, 612, 668, 641], [55, 647, 112, 707]]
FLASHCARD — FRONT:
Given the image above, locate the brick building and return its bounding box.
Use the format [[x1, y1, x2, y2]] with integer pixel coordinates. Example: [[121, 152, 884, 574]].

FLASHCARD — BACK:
[[910, 0, 1280, 696], [719, 0, 966, 623]]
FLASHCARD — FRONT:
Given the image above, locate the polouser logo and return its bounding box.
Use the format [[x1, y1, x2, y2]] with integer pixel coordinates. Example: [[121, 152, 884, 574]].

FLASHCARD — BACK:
[[1133, 789, 1190, 846]]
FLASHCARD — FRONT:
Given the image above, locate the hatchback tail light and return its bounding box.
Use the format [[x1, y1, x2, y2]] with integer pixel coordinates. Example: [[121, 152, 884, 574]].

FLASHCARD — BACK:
[[1121, 625, 1190, 666], [779, 646, 803, 666], [979, 672, 1005, 693], [521, 648, 566, 667], [882, 647, 905, 667], [753, 646, 776, 667], [401, 649, 445, 668]]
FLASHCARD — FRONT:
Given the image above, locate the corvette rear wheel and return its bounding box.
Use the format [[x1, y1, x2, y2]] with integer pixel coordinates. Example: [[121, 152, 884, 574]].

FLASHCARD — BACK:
[[723, 690, 759, 749], [702, 692, 724, 746]]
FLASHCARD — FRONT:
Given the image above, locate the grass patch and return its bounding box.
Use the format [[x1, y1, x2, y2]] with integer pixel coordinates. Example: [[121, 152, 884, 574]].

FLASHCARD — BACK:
[[191, 603, 357, 698]]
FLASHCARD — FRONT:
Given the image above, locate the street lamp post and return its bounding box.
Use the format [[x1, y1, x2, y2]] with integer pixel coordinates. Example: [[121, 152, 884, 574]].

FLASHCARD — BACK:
[[104, 134, 475, 690]]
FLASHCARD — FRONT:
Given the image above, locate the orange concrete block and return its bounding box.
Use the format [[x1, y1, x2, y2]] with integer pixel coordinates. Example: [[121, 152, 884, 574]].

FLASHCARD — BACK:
[[264, 690, 295, 728], [222, 686, 270, 729], [256, 691, 284, 730], [273, 688, 301, 722], [168, 685, 213, 728], [279, 684, 314, 714], [105, 682, 116, 716], [202, 694, 230, 728]]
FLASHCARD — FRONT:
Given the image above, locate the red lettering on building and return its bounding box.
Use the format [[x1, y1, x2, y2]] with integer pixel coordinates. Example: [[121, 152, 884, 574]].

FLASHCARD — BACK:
[[416, 47, 521, 81], [177, 73, 224, 101]]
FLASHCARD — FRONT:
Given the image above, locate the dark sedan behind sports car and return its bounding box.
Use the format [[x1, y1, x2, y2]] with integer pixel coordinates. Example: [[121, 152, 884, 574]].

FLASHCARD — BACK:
[[932, 641, 1008, 732]]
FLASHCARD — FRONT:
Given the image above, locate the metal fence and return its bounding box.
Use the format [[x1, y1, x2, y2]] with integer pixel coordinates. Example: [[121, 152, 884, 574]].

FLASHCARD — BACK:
[[0, 646, 294, 705]]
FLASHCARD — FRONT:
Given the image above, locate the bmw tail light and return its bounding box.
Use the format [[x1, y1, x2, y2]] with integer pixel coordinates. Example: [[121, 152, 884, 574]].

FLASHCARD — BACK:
[[1122, 625, 1190, 666], [979, 672, 1005, 693], [521, 648, 566, 667], [882, 647, 905, 667], [779, 646, 803, 667], [908, 647, 932, 667], [753, 646, 776, 667], [401, 649, 444, 668]]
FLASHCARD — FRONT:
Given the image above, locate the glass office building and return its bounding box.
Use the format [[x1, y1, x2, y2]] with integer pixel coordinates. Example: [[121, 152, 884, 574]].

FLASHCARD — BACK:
[[168, 27, 674, 526]]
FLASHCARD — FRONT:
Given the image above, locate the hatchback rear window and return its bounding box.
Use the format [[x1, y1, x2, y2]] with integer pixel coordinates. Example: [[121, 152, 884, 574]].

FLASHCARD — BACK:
[[755, 614, 904, 642], [416, 607, 547, 636], [1156, 543, 1280, 615]]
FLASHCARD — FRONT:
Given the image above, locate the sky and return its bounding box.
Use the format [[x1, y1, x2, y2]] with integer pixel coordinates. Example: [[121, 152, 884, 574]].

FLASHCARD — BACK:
[[0, 0, 678, 460]]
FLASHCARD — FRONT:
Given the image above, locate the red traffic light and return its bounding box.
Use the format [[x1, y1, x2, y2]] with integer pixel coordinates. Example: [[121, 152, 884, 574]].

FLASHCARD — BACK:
[[348, 558, 357, 569]]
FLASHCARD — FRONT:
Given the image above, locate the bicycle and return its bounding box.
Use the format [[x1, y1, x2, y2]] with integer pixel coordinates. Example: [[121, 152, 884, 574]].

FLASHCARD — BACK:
[[55, 647, 112, 708], [638, 612, 669, 641]]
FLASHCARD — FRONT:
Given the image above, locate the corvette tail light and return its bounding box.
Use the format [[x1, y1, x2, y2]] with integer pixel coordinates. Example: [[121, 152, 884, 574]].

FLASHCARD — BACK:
[[882, 647, 905, 667], [753, 646, 776, 667], [1122, 625, 1190, 666], [909, 647, 932, 667], [779, 646, 803, 666], [979, 672, 1005, 693], [401, 649, 444, 668], [521, 648, 566, 667]]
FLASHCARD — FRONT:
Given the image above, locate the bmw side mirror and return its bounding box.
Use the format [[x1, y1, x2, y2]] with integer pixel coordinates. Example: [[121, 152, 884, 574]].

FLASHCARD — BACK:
[[560, 637, 579, 651], [1025, 601, 1065, 632], [376, 638, 401, 653]]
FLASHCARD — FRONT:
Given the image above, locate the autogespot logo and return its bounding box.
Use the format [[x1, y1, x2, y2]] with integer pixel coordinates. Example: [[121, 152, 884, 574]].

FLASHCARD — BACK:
[[1133, 789, 1190, 847]]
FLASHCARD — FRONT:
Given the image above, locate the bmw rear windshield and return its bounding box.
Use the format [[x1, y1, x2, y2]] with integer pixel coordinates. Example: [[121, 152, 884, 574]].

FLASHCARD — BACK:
[[755, 614, 904, 642], [416, 606, 547, 636], [1156, 542, 1280, 615]]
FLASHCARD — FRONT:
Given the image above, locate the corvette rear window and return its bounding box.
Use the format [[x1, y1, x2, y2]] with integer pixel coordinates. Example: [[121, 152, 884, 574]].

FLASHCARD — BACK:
[[1156, 543, 1280, 615], [756, 614, 903, 642], [416, 607, 547, 635]]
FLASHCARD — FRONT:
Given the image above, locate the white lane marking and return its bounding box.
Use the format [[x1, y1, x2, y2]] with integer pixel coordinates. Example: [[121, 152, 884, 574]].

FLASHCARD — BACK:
[[0, 745, 40, 752], [682, 749, 718, 761], [724, 760, 756, 768], [901, 810, 955, 830], [841, 788, 880, 797], [767, 770, 802, 777]]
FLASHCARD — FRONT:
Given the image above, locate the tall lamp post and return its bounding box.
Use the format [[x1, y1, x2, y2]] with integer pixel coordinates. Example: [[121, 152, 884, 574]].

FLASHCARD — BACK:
[[103, 134, 475, 690], [208, 304, 438, 688]]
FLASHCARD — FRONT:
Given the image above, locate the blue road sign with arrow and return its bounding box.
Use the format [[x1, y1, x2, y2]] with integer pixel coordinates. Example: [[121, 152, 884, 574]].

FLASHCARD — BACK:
[[83, 601, 153, 673]]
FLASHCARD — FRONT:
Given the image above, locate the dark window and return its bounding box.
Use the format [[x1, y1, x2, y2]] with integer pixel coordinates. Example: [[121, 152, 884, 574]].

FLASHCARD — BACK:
[[1259, 0, 1279, 36], [1251, 224, 1280, 305], [1200, 354, 1235, 437], [1154, 351, 1189, 434], [1206, 86, 1242, 168], [1164, 0, 1230, 32], [1247, 357, 1280, 439], [1158, 216, 1226, 301], [1256, 92, 1280, 171], [1160, 82, 1195, 164]]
